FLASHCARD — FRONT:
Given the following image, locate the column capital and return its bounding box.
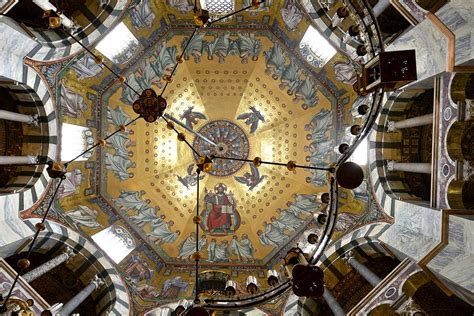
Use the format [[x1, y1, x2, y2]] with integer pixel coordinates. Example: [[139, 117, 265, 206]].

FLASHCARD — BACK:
[[387, 121, 397, 132], [62, 246, 75, 262], [26, 155, 39, 164], [90, 275, 105, 289], [386, 160, 396, 171], [342, 250, 354, 264]]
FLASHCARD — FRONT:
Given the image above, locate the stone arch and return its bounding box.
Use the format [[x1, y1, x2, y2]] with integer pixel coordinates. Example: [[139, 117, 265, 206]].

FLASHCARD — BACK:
[[367, 303, 397, 315], [449, 73, 474, 104], [0, 219, 131, 315], [447, 179, 474, 209], [0, 0, 128, 62], [0, 80, 52, 195], [446, 120, 474, 162], [297, 223, 392, 315], [0, 75, 57, 214]]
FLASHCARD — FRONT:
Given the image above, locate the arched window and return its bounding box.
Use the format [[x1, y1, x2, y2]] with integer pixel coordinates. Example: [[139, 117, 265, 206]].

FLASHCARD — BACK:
[[95, 22, 139, 64], [92, 225, 136, 263], [299, 25, 337, 68], [60, 123, 93, 162]]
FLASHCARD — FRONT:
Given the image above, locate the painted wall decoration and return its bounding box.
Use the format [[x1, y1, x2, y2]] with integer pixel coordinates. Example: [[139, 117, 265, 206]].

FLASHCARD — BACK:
[[177, 232, 207, 260], [180, 106, 207, 129], [333, 60, 358, 85], [60, 84, 88, 118], [230, 234, 255, 262], [207, 239, 231, 262], [192, 120, 250, 177], [121, 42, 177, 104], [236, 106, 265, 133], [234, 163, 265, 190], [167, 0, 193, 13], [177, 164, 205, 189], [147, 218, 180, 244], [257, 193, 319, 247], [105, 152, 136, 181], [181, 32, 262, 64], [264, 44, 319, 109], [113, 190, 151, 212], [108, 106, 132, 127], [124, 254, 154, 283], [200, 183, 241, 236], [161, 276, 189, 298], [64, 205, 103, 229], [71, 54, 103, 80], [280, 0, 303, 31], [57, 169, 84, 199], [129, 0, 156, 29]]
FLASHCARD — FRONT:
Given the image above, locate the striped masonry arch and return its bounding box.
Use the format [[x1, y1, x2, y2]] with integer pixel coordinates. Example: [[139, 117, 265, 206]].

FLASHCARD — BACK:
[[0, 72, 57, 214], [299, 0, 357, 57], [15, 0, 128, 62], [290, 223, 392, 315], [368, 90, 434, 217], [7, 219, 132, 315]]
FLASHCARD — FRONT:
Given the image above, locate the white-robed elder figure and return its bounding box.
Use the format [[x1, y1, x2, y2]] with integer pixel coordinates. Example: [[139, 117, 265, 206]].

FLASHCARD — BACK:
[[230, 234, 254, 262], [60, 84, 87, 118], [130, 208, 162, 227], [207, 239, 231, 262], [147, 219, 180, 244], [71, 54, 103, 80], [64, 205, 102, 229], [270, 209, 303, 232], [113, 190, 150, 212], [57, 169, 84, 199], [286, 193, 319, 218], [257, 221, 289, 247], [129, 0, 156, 29], [105, 152, 135, 181], [107, 132, 134, 159], [177, 232, 207, 260]]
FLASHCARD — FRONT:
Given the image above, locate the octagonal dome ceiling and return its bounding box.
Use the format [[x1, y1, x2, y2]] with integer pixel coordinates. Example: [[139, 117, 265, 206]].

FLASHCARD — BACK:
[[94, 29, 348, 267]]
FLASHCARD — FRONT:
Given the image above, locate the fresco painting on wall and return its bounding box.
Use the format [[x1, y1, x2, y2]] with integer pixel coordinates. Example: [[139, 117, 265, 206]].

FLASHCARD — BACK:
[[177, 164, 205, 189]]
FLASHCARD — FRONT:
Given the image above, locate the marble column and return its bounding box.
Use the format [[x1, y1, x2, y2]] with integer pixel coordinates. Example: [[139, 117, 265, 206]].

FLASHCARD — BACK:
[[0, 155, 38, 165], [387, 114, 433, 132], [22, 247, 75, 283], [323, 287, 345, 316], [343, 251, 381, 287], [372, 0, 391, 16], [0, 110, 38, 125], [60, 275, 104, 316], [387, 161, 431, 174]]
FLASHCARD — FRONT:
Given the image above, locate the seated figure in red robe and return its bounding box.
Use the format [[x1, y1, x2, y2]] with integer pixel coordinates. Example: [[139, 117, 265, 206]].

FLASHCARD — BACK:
[[205, 183, 236, 233]]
